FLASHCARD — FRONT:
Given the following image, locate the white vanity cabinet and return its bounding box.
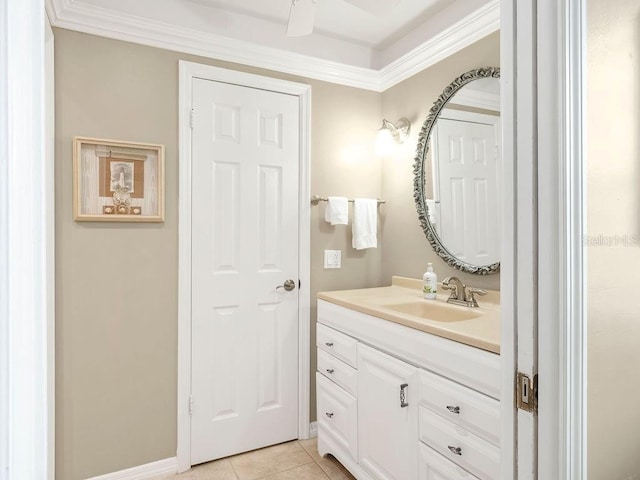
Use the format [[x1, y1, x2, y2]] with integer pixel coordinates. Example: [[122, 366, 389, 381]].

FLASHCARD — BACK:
[[316, 299, 500, 480]]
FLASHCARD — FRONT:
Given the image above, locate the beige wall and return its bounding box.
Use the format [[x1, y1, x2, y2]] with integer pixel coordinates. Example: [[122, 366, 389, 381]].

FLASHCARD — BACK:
[[587, 1, 640, 478], [380, 32, 500, 291], [54, 28, 382, 480]]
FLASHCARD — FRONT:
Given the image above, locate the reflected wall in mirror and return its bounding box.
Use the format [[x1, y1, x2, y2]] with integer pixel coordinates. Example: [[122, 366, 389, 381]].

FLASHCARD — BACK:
[[413, 67, 501, 275]]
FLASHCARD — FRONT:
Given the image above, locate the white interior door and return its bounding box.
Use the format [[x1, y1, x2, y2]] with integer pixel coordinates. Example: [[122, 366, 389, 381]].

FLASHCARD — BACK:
[[433, 115, 500, 266], [190, 77, 300, 465]]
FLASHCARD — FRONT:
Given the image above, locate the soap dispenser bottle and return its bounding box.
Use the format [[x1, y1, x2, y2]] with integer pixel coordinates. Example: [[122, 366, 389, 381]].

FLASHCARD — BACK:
[[423, 263, 437, 299]]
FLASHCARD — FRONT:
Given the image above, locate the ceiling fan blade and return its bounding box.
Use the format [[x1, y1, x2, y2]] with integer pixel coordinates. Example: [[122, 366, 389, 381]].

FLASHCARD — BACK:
[[344, 0, 400, 17], [287, 0, 318, 37]]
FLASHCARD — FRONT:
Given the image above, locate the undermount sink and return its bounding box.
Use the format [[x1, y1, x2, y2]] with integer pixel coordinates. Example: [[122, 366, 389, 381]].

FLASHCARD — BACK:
[[383, 301, 483, 322]]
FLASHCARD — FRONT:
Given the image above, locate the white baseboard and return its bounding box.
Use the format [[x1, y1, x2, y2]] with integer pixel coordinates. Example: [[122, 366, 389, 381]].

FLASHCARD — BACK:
[[86, 457, 177, 480], [87, 424, 315, 479]]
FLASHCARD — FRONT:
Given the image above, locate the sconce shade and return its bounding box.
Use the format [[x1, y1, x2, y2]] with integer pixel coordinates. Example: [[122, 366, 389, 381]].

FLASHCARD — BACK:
[[380, 118, 410, 143], [376, 117, 410, 155]]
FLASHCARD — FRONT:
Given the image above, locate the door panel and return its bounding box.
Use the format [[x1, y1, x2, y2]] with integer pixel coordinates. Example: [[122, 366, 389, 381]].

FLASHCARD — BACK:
[[434, 117, 500, 266], [190, 78, 300, 465]]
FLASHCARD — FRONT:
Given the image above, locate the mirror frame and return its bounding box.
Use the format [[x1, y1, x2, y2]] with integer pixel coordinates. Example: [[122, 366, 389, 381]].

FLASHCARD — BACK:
[[413, 66, 501, 275]]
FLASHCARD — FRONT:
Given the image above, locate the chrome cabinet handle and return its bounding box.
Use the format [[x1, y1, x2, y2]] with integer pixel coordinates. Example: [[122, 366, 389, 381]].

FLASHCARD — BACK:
[[325, 412, 334, 418], [448, 446, 462, 456], [276, 279, 296, 292], [400, 383, 409, 408], [325, 342, 334, 347], [446, 405, 461, 414], [326, 368, 335, 374]]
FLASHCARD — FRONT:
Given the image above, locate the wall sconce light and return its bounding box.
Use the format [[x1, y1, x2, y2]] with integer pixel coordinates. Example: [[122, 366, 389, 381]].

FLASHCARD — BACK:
[[376, 118, 410, 156]]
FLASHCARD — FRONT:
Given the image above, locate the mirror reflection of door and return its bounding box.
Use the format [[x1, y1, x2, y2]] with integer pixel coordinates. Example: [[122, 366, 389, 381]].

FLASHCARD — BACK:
[[431, 109, 501, 266]]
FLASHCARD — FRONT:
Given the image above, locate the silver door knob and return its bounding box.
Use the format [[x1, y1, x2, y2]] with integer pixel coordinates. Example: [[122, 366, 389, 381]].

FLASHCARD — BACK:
[[276, 279, 296, 292]]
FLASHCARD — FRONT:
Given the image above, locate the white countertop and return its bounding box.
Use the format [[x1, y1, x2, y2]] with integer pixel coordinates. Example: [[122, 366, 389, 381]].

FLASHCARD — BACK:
[[317, 276, 500, 354]]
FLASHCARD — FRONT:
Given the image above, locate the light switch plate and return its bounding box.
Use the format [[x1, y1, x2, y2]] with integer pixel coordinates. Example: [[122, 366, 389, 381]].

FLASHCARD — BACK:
[[324, 250, 341, 269]]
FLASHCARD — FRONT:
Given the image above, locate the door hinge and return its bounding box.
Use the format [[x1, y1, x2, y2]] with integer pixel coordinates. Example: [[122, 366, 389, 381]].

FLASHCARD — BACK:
[[190, 109, 195, 129], [189, 395, 194, 415], [516, 372, 538, 415]]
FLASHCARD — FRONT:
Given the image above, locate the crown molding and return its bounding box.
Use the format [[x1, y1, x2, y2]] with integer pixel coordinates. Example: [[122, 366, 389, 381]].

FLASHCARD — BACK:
[[46, 0, 383, 91], [46, 0, 500, 92], [379, 0, 500, 91]]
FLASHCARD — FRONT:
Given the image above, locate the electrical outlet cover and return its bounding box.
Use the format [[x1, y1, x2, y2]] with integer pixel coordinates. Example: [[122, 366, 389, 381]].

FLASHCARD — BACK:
[[324, 250, 341, 269]]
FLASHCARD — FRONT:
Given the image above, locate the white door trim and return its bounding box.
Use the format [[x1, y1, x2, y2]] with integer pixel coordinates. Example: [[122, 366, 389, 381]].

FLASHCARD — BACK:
[[1, 1, 54, 478], [177, 61, 311, 473], [503, 0, 587, 477], [537, 0, 587, 478]]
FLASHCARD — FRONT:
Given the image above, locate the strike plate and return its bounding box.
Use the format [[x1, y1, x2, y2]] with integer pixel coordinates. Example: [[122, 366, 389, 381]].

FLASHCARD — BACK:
[[516, 372, 538, 415]]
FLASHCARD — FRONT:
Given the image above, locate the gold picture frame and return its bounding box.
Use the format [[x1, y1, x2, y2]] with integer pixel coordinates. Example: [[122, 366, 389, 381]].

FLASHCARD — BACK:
[[73, 136, 165, 222]]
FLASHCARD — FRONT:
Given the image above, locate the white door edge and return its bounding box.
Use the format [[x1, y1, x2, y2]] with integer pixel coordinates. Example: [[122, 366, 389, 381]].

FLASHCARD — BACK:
[[45, 16, 56, 480], [499, 2, 517, 477], [177, 61, 311, 473]]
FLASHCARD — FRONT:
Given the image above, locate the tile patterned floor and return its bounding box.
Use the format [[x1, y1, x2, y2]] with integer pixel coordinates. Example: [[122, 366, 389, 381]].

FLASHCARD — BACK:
[[164, 438, 356, 480]]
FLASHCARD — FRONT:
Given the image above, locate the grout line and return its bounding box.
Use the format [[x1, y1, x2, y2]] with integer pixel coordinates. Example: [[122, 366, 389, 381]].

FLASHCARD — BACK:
[[232, 441, 315, 480], [228, 457, 240, 480], [296, 440, 337, 480]]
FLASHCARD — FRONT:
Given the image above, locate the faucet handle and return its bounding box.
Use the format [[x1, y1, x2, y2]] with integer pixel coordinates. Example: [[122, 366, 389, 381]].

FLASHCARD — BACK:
[[441, 284, 458, 299], [467, 287, 487, 296], [442, 276, 464, 300], [466, 287, 487, 307]]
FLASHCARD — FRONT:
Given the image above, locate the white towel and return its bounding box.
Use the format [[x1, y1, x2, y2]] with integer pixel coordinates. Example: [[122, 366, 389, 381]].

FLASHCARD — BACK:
[[426, 199, 440, 236], [426, 199, 438, 224], [352, 198, 378, 250], [324, 196, 349, 225]]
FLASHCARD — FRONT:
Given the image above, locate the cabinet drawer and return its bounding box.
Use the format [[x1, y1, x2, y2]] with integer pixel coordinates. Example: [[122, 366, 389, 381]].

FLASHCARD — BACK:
[[419, 407, 499, 480], [317, 323, 358, 368], [419, 369, 500, 446], [419, 442, 480, 480], [317, 348, 357, 397], [316, 373, 358, 461]]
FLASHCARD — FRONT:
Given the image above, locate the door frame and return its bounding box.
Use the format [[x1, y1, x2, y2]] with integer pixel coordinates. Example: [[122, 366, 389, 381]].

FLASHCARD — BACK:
[[536, 0, 587, 478], [177, 61, 312, 473], [1, 1, 55, 478], [502, 0, 587, 478]]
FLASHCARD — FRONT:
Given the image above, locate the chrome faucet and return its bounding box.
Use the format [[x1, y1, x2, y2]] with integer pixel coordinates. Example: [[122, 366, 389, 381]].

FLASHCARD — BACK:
[[441, 276, 487, 308]]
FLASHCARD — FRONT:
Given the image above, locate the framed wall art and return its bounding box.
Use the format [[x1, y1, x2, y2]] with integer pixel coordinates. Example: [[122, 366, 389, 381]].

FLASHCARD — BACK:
[[73, 137, 165, 222]]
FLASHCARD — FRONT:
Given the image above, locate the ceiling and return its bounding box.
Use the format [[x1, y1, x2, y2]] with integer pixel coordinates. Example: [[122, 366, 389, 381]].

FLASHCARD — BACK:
[[45, 0, 500, 91]]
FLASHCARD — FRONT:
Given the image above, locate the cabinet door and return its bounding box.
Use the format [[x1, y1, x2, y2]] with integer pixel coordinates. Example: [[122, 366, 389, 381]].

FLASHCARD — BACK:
[[358, 343, 418, 480]]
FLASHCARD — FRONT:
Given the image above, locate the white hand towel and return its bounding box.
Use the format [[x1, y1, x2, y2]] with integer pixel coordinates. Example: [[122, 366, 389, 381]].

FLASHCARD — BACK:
[[426, 199, 438, 224], [324, 196, 349, 225], [352, 198, 378, 250], [426, 199, 439, 236]]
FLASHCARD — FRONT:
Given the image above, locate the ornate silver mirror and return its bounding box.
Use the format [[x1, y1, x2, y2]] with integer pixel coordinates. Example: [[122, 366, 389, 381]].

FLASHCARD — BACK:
[[413, 67, 501, 275]]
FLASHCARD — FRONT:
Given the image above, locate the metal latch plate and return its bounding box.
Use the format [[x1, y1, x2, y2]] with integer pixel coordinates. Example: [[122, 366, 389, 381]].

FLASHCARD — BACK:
[[516, 372, 538, 415]]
